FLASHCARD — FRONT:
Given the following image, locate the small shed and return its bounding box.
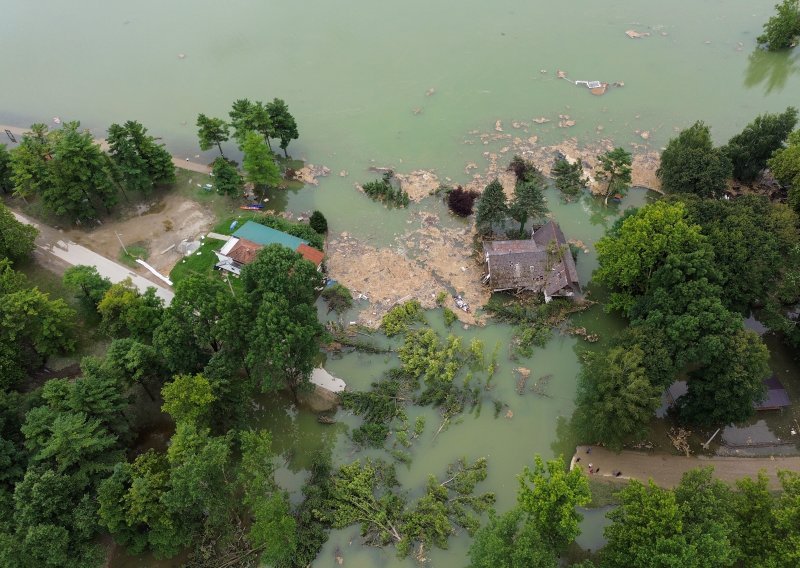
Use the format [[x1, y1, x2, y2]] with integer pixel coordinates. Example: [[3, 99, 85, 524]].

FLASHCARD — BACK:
[[755, 376, 791, 411]]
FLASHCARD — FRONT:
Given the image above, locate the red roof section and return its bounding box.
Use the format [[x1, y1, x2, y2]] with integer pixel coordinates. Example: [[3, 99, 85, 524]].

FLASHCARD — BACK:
[[297, 244, 324, 266], [227, 238, 263, 265]]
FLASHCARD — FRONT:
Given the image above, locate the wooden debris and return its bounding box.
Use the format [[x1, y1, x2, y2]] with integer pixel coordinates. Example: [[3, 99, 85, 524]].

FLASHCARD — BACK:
[[515, 367, 531, 394]]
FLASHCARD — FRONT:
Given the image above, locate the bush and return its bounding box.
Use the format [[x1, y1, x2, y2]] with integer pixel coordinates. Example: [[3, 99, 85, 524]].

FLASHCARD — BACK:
[[447, 186, 480, 216], [443, 307, 458, 327], [321, 283, 353, 314], [252, 214, 324, 250], [309, 210, 328, 234], [381, 300, 424, 336], [361, 171, 411, 208]]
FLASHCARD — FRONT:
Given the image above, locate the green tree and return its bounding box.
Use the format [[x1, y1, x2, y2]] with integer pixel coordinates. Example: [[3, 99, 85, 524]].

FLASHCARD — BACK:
[[97, 280, 164, 341], [240, 243, 323, 306], [196, 114, 230, 157], [757, 0, 800, 51], [573, 345, 661, 451], [33, 122, 118, 221], [245, 292, 323, 401], [768, 129, 800, 211], [733, 472, 779, 566], [468, 508, 557, 568], [657, 121, 733, 197], [680, 328, 770, 425], [153, 274, 234, 374], [509, 172, 548, 235], [242, 131, 281, 189], [0, 144, 12, 194], [724, 107, 798, 182], [107, 121, 175, 193], [552, 158, 588, 199], [211, 156, 244, 196], [682, 195, 798, 313], [602, 480, 695, 567], [594, 201, 708, 315], [309, 210, 328, 234], [266, 98, 299, 157], [475, 179, 508, 234], [161, 374, 216, 425], [62, 265, 111, 309], [230, 99, 274, 151], [9, 124, 51, 201], [0, 203, 37, 263], [774, 470, 800, 564], [516, 455, 590, 554], [596, 147, 632, 205]]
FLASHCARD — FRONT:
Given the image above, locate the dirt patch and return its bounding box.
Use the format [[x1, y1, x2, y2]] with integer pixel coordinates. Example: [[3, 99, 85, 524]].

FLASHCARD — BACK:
[[326, 221, 487, 328], [394, 170, 442, 202], [68, 192, 215, 276], [572, 446, 800, 490], [293, 164, 331, 186]]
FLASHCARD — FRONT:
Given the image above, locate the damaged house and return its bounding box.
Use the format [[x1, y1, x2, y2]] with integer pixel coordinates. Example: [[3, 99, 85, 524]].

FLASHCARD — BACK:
[[482, 220, 580, 301]]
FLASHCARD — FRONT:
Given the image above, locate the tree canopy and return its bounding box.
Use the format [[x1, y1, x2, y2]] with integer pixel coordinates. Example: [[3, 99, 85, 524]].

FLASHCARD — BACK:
[[596, 147, 632, 205], [196, 114, 230, 157], [724, 107, 798, 182], [475, 179, 508, 234], [107, 120, 175, 194], [552, 158, 587, 199], [509, 161, 547, 235], [0, 204, 37, 264], [241, 131, 281, 189], [657, 121, 732, 197], [265, 98, 299, 157], [757, 0, 800, 51]]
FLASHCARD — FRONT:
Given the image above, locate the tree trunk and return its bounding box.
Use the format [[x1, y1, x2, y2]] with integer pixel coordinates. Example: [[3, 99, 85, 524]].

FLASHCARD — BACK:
[[264, 135, 273, 152], [140, 379, 157, 402], [283, 147, 289, 158], [217, 141, 225, 158]]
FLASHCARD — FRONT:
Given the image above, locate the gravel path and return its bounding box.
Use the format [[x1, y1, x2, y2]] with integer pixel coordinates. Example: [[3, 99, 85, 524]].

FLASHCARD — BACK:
[[571, 446, 800, 489]]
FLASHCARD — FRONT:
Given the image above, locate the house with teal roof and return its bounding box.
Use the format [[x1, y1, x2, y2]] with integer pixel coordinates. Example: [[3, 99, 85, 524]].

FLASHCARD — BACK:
[[214, 220, 324, 276]]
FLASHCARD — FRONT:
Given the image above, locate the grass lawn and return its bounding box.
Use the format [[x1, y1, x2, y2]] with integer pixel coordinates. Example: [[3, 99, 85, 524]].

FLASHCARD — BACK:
[[118, 241, 150, 268], [586, 477, 626, 508]]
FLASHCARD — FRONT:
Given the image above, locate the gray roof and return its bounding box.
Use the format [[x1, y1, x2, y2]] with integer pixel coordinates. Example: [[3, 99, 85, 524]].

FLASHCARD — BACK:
[[484, 221, 580, 295]]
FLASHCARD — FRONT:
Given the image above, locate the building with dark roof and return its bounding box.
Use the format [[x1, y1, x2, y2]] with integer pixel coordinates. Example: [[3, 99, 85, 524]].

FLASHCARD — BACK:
[[483, 221, 580, 301]]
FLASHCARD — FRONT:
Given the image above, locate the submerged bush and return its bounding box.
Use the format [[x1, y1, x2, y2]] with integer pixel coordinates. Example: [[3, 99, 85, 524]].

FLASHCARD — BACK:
[[361, 171, 410, 207], [309, 210, 328, 234], [381, 300, 424, 336], [447, 186, 481, 216], [321, 283, 353, 314]]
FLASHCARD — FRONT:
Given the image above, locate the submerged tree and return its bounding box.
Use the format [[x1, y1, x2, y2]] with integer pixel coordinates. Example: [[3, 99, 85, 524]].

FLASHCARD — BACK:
[[757, 0, 800, 51], [266, 98, 299, 157], [657, 121, 732, 197], [230, 98, 274, 150], [552, 158, 588, 199], [241, 131, 281, 189], [596, 147, 632, 205]]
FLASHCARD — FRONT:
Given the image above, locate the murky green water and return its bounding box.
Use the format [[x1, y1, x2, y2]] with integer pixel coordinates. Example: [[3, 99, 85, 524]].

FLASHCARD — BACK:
[[3, 1, 799, 566]]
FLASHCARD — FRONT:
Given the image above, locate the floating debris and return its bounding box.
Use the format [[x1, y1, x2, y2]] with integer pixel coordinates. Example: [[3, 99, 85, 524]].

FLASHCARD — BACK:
[[625, 30, 650, 39], [533, 116, 550, 124], [177, 53, 186, 59], [495, 120, 503, 132], [515, 367, 531, 395], [425, 87, 436, 96]]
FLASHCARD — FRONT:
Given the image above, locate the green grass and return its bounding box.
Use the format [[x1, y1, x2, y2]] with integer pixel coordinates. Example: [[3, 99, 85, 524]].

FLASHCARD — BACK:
[[118, 242, 149, 268], [586, 477, 626, 508], [169, 239, 220, 284]]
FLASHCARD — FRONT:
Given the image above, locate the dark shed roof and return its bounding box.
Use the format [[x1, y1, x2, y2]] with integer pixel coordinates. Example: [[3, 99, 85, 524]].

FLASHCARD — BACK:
[[755, 376, 790, 411]]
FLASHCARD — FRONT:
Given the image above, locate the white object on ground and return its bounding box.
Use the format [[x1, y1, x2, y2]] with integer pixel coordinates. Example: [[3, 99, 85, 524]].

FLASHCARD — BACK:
[[136, 259, 173, 286], [311, 368, 346, 393]]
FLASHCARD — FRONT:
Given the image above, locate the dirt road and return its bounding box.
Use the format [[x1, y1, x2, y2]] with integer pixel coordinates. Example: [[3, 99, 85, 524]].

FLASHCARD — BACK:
[[571, 446, 800, 490], [13, 211, 174, 303]]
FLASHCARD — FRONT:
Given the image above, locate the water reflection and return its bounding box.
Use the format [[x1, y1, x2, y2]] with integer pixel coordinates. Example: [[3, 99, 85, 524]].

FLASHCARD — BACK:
[[743, 48, 800, 94]]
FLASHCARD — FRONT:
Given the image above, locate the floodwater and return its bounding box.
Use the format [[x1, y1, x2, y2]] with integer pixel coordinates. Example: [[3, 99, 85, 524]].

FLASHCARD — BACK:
[[3, 1, 799, 566]]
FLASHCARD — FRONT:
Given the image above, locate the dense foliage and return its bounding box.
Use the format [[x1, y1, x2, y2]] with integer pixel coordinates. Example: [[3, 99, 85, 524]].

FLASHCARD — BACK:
[[0, 203, 37, 263], [552, 157, 588, 199], [211, 157, 244, 196], [724, 107, 797, 182], [446, 185, 480, 217], [508, 156, 548, 235], [195, 114, 229, 156], [475, 179, 508, 234], [657, 121, 732, 198], [595, 147, 632, 205], [757, 0, 800, 50], [309, 210, 328, 233], [106, 120, 175, 194]]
